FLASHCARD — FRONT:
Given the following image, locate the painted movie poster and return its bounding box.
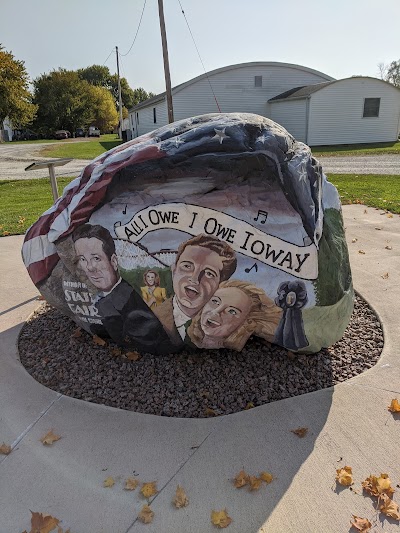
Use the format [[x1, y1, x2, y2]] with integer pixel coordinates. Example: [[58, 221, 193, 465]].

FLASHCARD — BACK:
[[22, 113, 353, 354]]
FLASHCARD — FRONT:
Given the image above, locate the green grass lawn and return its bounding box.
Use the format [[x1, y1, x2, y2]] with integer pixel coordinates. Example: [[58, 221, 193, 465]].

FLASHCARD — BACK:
[[39, 134, 122, 159], [312, 140, 400, 157], [1, 174, 399, 237]]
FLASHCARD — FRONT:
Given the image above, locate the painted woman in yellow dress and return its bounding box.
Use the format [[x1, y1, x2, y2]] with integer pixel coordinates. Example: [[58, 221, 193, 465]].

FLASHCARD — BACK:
[[141, 270, 167, 309]]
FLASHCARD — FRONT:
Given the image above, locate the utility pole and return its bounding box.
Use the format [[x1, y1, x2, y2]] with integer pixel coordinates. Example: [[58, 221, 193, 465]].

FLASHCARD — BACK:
[[116, 46, 124, 140], [158, 0, 174, 123]]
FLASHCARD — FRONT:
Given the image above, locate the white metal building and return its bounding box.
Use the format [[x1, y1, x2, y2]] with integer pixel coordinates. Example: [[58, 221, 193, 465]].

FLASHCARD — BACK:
[[129, 62, 400, 146]]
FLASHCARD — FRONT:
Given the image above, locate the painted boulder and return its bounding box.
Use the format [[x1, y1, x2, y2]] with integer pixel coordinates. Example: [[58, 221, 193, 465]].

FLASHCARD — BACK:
[[22, 113, 353, 354]]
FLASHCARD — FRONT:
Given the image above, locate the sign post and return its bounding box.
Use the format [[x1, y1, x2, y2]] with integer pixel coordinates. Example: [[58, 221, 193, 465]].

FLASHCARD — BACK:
[[25, 158, 73, 202]]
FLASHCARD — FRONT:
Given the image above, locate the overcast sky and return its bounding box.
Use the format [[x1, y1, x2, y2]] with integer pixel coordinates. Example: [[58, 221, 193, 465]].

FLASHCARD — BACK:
[[1, 0, 399, 95]]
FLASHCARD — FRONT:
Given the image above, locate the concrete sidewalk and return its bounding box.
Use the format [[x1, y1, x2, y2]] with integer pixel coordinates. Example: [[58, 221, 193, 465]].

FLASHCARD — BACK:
[[0, 205, 399, 533]]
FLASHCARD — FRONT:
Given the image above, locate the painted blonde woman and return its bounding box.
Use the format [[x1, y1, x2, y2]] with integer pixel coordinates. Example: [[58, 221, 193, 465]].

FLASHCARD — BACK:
[[141, 270, 167, 309], [187, 280, 282, 351]]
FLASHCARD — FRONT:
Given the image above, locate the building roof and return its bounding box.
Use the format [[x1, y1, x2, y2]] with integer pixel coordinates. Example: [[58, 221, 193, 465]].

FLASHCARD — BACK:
[[129, 61, 334, 112], [268, 81, 335, 102], [269, 76, 400, 103]]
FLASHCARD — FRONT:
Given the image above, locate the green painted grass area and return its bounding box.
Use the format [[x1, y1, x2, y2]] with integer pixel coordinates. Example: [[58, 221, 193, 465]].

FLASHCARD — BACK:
[[39, 134, 122, 159], [0, 177, 74, 236], [326, 173, 400, 213], [1, 174, 399, 237], [312, 140, 400, 157]]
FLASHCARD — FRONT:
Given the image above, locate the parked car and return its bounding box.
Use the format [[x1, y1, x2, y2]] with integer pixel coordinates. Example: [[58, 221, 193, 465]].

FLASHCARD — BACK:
[[54, 130, 70, 139], [88, 126, 100, 137], [75, 128, 86, 137], [12, 129, 39, 141]]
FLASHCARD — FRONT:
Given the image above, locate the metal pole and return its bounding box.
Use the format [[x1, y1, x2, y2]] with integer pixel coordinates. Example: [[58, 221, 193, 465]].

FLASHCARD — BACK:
[[48, 164, 59, 202], [158, 0, 174, 123], [116, 46, 124, 140]]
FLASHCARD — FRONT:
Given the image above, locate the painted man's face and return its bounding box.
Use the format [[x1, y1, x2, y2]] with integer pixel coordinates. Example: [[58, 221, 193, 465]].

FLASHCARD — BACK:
[[145, 272, 156, 286], [74, 237, 118, 292], [172, 245, 224, 317], [200, 287, 252, 339]]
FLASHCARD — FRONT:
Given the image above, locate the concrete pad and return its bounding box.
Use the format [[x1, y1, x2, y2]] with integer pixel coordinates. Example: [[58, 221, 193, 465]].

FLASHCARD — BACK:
[[1, 205, 400, 532]]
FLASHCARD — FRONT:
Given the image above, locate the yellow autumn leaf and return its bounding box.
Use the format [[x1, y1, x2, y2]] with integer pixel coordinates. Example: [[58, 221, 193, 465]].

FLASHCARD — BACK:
[[260, 471, 274, 484], [248, 476, 263, 491], [378, 494, 400, 520], [141, 481, 158, 499], [291, 427, 308, 438], [103, 476, 115, 488], [138, 504, 154, 524], [126, 351, 141, 361], [30, 511, 60, 533], [93, 334, 106, 346], [336, 466, 353, 486], [205, 407, 218, 417], [211, 509, 232, 528], [350, 515, 372, 532], [0, 442, 11, 455], [124, 477, 139, 490], [245, 402, 255, 410], [173, 485, 189, 508], [388, 399, 400, 413], [362, 473, 394, 497], [233, 470, 249, 488], [40, 430, 61, 445]]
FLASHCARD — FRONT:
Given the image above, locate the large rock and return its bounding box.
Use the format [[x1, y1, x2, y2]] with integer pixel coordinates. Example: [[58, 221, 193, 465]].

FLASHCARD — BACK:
[[22, 113, 353, 354]]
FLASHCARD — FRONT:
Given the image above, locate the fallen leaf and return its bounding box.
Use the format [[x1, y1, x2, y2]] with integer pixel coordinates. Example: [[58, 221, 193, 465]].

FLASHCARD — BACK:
[[362, 473, 395, 497], [358, 250, 366, 255], [248, 476, 263, 491], [352, 238, 358, 243], [141, 481, 158, 499], [71, 328, 82, 338], [124, 477, 139, 490], [388, 399, 400, 413], [37, 295, 46, 301], [381, 272, 389, 279], [103, 476, 115, 488], [0, 442, 11, 455], [110, 347, 122, 357], [244, 402, 255, 410], [336, 466, 353, 486], [211, 509, 232, 528], [30, 511, 60, 533], [126, 351, 141, 361], [40, 430, 61, 445], [173, 485, 189, 508], [375, 227, 382, 230], [350, 515, 372, 532], [378, 493, 400, 520], [260, 471, 273, 484], [92, 334, 106, 346], [387, 213, 394, 218], [2, 231, 10, 236], [138, 504, 154, 524], [205, 407, 218, 417], [291, 427, 308, 438], [233, 470, 249, 488], [385, 245, 393, 250], [364, 209, 368, 214]]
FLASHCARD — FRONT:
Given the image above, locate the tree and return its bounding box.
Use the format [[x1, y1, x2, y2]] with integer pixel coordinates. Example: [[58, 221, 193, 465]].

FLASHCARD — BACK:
[[377, 60, 400, 87], [0, 46, 37, 141], [385, 60, 400, 87], [87, 85, 119, 132], [33, 69, 95, 136]]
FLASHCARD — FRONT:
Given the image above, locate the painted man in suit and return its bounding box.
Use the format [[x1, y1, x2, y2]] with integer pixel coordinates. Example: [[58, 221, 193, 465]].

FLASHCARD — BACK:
[[153, 234, 237, 347], [72, 224, 173, 354]]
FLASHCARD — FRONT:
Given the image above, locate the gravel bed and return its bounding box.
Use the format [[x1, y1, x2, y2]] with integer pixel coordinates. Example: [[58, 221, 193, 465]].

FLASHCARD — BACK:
[[18, 294, 383, 418]]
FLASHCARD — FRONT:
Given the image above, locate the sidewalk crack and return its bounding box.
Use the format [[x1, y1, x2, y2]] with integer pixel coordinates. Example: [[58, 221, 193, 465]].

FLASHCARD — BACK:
[[124, 426, 216, 533], [0, 393, 62, 466]]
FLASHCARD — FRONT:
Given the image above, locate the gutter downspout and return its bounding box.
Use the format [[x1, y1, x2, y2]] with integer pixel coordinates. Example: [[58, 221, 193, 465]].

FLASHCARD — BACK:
[[305, 96, 311, 145]]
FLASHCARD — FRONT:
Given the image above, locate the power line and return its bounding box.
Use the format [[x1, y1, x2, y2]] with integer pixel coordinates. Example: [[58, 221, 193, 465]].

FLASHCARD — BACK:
[[120, 0, 147, 56], [102, 49, 115, 66], [177, 0, 221, 112]]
